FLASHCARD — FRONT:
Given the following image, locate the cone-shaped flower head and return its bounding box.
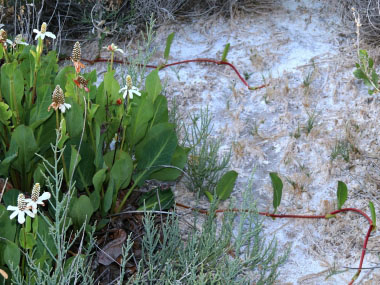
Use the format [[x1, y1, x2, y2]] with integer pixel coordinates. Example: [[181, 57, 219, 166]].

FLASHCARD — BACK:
[[74, 75, 89, 92], [0, 29, 7, 44], [26, 183, 51, 214], [72, 41, 85, 73], [48, 85, 71, 113], [7, 194, 35, 224]]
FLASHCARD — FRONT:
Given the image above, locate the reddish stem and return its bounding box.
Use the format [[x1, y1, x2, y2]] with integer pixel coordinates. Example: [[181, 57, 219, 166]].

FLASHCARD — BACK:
[[60, 56, 267, 91], [175, 202, 374, 284]]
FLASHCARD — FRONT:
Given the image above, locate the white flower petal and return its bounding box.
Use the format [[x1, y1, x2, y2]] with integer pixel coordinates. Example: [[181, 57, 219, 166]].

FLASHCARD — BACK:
[[45, 31, 56, 39], [40, 33, 46, 40], [9, 210, 19, 220], [25, 209, 35, 218], [64, 103, 71, 111], [7, 205, 18, 211], [33, 29, 39, 34], [39, 192, 51, 201], [18, 211, 26, 224]]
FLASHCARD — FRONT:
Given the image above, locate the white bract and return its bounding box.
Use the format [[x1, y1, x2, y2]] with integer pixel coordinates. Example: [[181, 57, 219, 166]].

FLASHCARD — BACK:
[[26, 192, 51, 214], [59, 103, 71, 113], [104, 43, 124, 54]]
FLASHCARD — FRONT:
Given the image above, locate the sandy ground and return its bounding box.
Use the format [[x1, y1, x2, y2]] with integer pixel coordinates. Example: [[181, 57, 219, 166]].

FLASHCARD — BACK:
[[79, 0, 380, 283]]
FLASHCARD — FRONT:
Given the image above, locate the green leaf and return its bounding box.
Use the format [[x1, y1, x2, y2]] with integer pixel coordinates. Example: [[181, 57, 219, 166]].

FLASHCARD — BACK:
[[337, 181, 348, 210], [164, 32, 175, 61], [126, 94, 154, 146], [0, 102, 11, 126], [2, 189, 20, 207], [221, 43, 230, 62], [104, 70, 120, 102], [149, 95, 168, 130], [372, 70, 379, 89], [54, 65, 75, 92], [69, 195, 94, 227], [270, 172, 283, 212], [102, 178, 114, 214], [137, 188, 174, 211], [65, 100, 83, 138], [216, 170, 238, 200], [69, 145, 81, 183], [103, 150, 130, 169], [58, 118, 69, 149], [145, 69, 162, 103], [149, 146, 189, 181], [353, 69, 367, 80], [0, 205, 16, 242], [134, 123, 177, 185], [10, 125, 38, 174], [369, 201, 376, 228], [29, 84, 53, 129], [369, 57, 374, 69], [3, 241, 20, 270], [0, 152, 17, 177], [90, 168, 107, 211], [19, 228, 36, 249], [110, 156, 133, 192]]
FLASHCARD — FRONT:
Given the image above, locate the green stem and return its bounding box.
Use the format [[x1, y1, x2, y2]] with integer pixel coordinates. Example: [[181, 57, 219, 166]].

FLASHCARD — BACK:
[[110, 51, 114, 71], [55, 110, 59, 130], [2, 44, 10, 63], [21, 224, 26, 277], [10, 78, 20, 125]]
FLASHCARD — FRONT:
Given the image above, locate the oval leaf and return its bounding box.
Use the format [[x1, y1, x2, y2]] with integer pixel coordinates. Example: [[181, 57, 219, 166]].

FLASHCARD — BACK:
[[337, 181, 348, 210], [369, 201, 376, 229], [216, 170, 238, 200], [270, 172, 283, 212]]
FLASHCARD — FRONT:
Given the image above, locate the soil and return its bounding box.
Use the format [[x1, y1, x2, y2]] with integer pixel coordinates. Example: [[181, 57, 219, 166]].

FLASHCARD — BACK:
[[77, 0, 380, 283]]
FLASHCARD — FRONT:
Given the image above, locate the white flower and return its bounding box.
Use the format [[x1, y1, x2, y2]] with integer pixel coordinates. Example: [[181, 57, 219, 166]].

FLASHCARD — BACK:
[[25, 183, 51, 214], [104, 43, 124, 54], [33, 22, 56, 40], [119, 75, 141, 100], [7, 194, 35, 224], [59, 103, 71, 113]]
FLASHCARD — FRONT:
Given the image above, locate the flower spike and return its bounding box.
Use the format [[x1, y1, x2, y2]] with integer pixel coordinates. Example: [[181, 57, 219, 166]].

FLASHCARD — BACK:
[[72, 41, 85, 73], [25, 183, 51, 214], [48, 85, 71, 113], [119, 75, 141, 100], [73, 76, 89, 92]]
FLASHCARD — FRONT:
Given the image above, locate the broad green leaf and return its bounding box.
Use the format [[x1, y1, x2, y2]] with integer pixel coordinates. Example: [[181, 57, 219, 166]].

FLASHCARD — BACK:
[[103, 150, 130, 169], [126, 94, 154, 146], [0, 153, 17, 177], [34, 214, 56, 262], [270, 172, 283, 212], [2, 189, 20, 207], [102, 178, 114, 214], [149, 146, 189, 181], [337, 181, 348, 210], [369, 57, 374, 69], [369, 201, 376, 228], [65, 100, 83, 138], [110, 156, 133, 192], [74, 141, 95, 190], [149, 95, 168, 130], [372, 70, 379, 89], [54, 65, 75, 92], [33, 163, 45, 188], [104, 70, 120, 102], [30, 84, 53, 129], [58, 118, 69, 149], [3, 241, 20, 270], [69, 145, 81, 183], [216, 170, 238, 200], [137, 188, 174, 211], [69, 195, 94, 227], [164, 32, 175, 61], [135, 123, 177, 185], [90, 168, 107, 211], [19, 228, 36, 249], [221, 43, 230, 62], [10, 125, 38, 174], [0, 205, 16, 242], [145, 69, 162, 102], [0, 102, 11, 126]]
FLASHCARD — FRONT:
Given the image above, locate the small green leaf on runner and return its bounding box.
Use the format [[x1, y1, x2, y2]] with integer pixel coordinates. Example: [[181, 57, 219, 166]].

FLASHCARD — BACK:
[[269, 172, 283, 212], [337, 181, 348, 210], [164, 32, 175, 61], [221, 43, 230, 62], [216, 170, 238, 200], [369, 201, 377, 229]]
